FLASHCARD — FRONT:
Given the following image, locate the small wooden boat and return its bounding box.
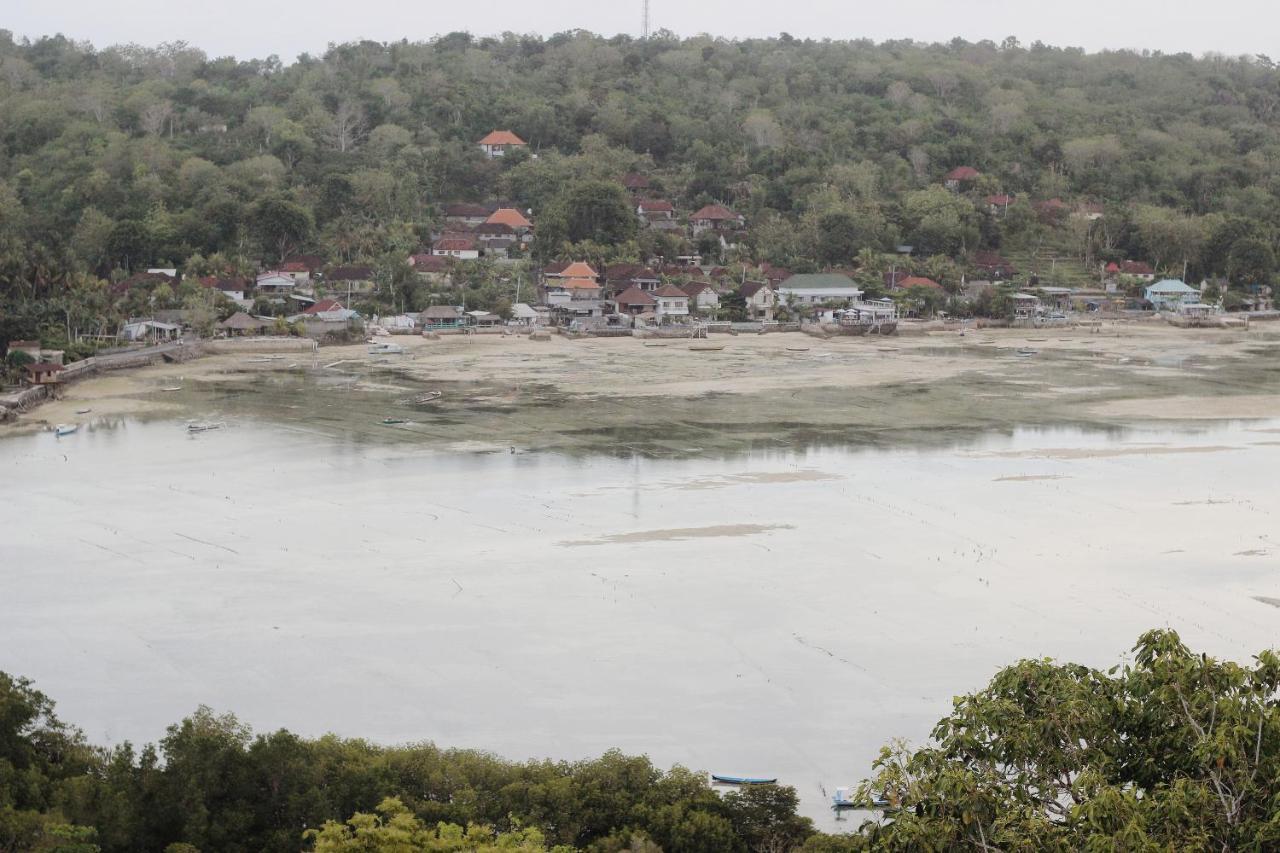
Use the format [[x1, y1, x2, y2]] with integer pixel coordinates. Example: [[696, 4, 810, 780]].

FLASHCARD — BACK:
[[710, 774, 777, 786], [54, 424, 78, 437], [642, 342, 668, 348], [1016, 348, 1039, 357], [161, 386, 183, 392], [689, 343, 726, 352], [381, 418, 409, 425], [187, 422, 224, 433], [877, 347, 899, 352], [414, 391, 443, 404], [74, 408, 92, 415], [785, 346, 810, 352]]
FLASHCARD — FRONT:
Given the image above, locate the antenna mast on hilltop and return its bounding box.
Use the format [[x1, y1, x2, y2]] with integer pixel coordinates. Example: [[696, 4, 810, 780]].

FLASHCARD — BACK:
[[642, 0, 651, 38]]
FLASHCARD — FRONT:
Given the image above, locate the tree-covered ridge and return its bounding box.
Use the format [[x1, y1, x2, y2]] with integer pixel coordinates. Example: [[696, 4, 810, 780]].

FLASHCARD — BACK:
[[6, 630, 1280, 851], [3, 29, 1280, 342]]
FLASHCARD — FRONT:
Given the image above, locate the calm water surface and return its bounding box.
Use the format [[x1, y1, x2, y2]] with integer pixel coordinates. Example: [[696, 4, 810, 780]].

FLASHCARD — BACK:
[[3, 414, 1280, 823]]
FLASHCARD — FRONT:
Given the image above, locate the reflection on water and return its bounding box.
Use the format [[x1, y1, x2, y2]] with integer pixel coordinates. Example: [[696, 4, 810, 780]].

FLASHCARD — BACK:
[[3, 415, 1280, 824]]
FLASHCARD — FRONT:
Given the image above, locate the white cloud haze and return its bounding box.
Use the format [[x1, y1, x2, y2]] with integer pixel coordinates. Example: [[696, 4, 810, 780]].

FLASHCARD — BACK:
[[8, 0, 1278, 62]]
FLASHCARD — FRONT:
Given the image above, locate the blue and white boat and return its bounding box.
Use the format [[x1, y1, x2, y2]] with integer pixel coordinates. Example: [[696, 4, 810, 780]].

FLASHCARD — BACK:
[[710, 774, 777, 786]]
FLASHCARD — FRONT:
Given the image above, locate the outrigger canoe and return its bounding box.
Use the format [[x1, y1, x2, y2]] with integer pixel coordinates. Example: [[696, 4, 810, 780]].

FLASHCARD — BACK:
[[711, 774, 777, 786]]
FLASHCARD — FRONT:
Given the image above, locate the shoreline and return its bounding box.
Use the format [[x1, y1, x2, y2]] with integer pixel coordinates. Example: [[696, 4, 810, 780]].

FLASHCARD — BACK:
[[7, 323, 1280, 450]]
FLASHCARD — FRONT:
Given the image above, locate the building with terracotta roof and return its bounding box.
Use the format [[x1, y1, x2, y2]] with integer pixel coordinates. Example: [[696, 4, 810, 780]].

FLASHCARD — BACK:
[[443, 203, 494, 225], [604, 264, 661, 294], [945, 166, 981, 188], [485, 207, 533, 231], [302, 299, 345, 315], [432, 236, 480, 259], [558, 261, 599, 280], [614, 286, 657, 315], [478, 130, 527, 158], [653, 284, 690, 319], [199, 276, 250, 300], [636, 199, 676, 225], [689, 204, 745, 235]]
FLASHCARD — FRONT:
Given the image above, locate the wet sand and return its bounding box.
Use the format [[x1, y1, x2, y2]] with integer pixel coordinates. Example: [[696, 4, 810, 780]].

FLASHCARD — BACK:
[[10, 323, 1280, 455]]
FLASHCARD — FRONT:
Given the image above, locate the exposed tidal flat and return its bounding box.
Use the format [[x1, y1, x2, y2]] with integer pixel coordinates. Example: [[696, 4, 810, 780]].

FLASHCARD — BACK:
[[4, 326, 1280, 823]]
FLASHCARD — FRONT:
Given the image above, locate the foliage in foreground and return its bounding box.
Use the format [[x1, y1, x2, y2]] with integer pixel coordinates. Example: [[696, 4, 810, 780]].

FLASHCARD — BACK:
[[4, 630, 1280, 851]]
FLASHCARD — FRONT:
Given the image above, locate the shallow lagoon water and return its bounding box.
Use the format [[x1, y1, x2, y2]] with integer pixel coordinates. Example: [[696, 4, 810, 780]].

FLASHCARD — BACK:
[[4, 413, 1280, 824]]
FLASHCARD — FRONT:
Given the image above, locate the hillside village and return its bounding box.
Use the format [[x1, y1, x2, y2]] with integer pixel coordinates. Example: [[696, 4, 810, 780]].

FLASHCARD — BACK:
[[45, 130, 1264, 353], [4, 33, 1280, 370]]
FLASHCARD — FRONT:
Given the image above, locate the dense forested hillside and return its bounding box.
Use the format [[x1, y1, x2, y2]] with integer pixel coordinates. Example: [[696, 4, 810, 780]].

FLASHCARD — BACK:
[[3, 29, 1280, 344]]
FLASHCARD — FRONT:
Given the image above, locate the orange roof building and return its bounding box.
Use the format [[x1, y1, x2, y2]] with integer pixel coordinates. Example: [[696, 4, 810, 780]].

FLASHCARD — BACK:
[[478, 130, 527, 157], [558, 261, 599, 279], [486, 207, 533, 229]]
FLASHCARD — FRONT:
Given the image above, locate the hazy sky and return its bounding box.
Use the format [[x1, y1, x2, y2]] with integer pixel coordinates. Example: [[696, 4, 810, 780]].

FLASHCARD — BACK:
[[8, 0, 1279, 62]]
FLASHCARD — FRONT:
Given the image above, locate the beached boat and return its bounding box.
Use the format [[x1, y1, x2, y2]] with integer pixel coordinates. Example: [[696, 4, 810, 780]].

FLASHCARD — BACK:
[[415, 391, 442, 404], [689, 343, 726, 352], [187, 422, 224, 433], [54, 424, 78, 437], [381, 418, 409, 425], [74, 408, 91, 415], [1016, 348, 1039, 357], [710, 774, 777, 786], [785, 346, 810, 352], [160, 386, 183, 392], [368, 342, 405, 355]]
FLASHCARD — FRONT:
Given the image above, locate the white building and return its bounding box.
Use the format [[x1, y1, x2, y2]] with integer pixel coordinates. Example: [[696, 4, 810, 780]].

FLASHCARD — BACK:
[[653, 284, 690, 320], [1145, 279, 1201, 311], [777, 273, 864, 308]]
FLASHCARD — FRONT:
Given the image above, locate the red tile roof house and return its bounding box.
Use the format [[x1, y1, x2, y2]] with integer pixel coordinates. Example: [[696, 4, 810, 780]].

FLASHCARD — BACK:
[[486, 207, 534, 234], [302, 299, 345, 315], [327, 265, 377, 295], [653, 284, 691, 320], [284, 254, 324, 273], [408, 253, 453, 281], [985, 194, 1014, 214], [279, 261, 313, 283], [972, 251, 1017, 280], [681, 281, 720, 313], [945, 166, 981, 189], [477, 130, 527, 158], [614, 286, 657, 316], [689, 204, 745, 235], [25, 362, 65, 386], [199, 276, 250, 301], [432, 236, 480, 259], [604, 264, 661, 294], [442, 203, 494, 226], [1105, 260, 1156, 282], [636, 199, 676, 225]]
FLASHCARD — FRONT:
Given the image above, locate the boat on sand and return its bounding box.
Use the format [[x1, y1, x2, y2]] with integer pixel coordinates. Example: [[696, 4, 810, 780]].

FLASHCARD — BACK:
[[54, 424, 78, 437]]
